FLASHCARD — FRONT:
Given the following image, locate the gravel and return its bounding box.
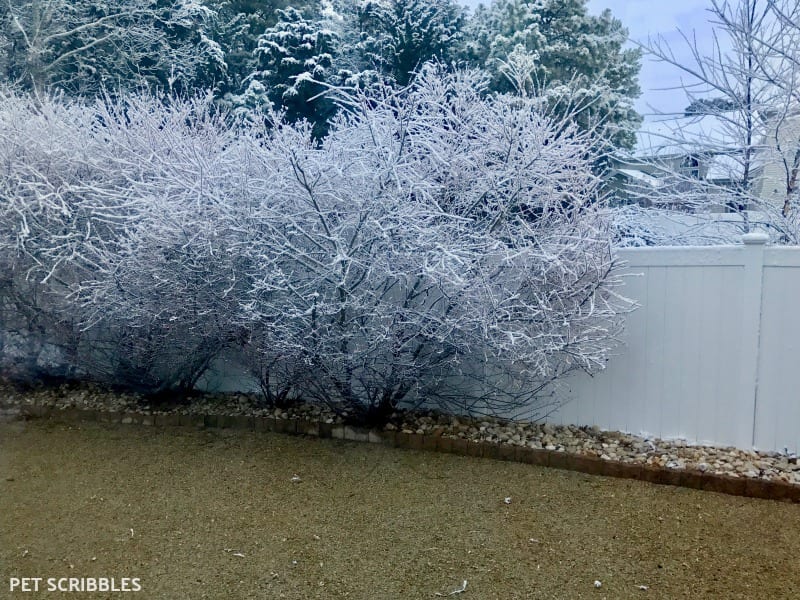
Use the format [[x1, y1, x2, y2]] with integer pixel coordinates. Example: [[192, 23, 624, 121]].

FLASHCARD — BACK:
[[0, 420, 800, 600], [2, 380, 799, 487], [3, 420, 800, 599]]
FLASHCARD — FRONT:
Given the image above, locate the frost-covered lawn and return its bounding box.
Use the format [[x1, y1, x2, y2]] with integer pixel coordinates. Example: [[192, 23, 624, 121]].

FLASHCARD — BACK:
[[2, 421, 799, 599]]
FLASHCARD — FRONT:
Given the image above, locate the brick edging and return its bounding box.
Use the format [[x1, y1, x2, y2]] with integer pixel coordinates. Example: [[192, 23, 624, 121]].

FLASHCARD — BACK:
[[6, 402, 799, 503]]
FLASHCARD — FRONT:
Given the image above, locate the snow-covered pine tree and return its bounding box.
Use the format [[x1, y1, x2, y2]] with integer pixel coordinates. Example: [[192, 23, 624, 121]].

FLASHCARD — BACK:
[[243, 7, 338, 137], [463, 0, 641, 150], [357, 0, 465, 86], [325, 0, 465, 88], [0, 0, 226, 95], [204, 0, 320, 100]]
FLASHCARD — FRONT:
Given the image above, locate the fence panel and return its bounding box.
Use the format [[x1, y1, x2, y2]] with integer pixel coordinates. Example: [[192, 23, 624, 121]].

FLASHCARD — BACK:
[[753, 252, 800, 452], [548, 236, 800, 452]]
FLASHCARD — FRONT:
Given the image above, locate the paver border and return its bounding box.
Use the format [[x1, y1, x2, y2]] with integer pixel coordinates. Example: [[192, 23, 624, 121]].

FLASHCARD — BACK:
[[4, 401, 799, 503]]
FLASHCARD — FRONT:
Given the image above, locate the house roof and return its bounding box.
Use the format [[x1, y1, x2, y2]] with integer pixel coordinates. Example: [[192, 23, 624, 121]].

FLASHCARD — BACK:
[[615, 168, 663, 188], [706, 153, 748, 182], [611, 151, 747, 185], [613, 207, 776, 247], [634, 112, 753, 159]]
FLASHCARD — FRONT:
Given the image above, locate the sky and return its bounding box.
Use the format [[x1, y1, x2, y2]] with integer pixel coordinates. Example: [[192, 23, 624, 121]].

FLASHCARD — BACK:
[[461, 0, 721, 119]]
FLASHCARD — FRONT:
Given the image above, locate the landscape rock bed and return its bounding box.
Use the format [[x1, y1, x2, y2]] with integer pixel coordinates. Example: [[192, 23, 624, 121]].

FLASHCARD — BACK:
[[2, 380, 799, 501]]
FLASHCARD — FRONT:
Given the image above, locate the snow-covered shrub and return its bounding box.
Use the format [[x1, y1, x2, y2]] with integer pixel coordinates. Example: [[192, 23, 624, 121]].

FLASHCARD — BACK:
[[0, 90, 110, 382], [0, 67, 630, 421], [0, 90, 252, 392], [237, 65, 631, 422]]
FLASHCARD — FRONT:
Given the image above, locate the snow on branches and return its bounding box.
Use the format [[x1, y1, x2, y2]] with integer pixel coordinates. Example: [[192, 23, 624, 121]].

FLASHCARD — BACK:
[[0, 66, 630, 422]]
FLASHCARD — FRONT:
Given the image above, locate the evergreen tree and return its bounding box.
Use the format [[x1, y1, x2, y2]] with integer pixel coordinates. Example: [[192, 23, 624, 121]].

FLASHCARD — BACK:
[[684, 97, 737, 117], [202, 0, 319, 98], [1, 0, 226, 95], [331, 0, 466, 87], [463, 0, 641, 149], [242, 7, 338, 137]]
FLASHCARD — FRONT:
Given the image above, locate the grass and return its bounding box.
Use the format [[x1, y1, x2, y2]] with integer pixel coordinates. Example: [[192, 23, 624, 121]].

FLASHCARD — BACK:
[[2, 419, 800, 599]]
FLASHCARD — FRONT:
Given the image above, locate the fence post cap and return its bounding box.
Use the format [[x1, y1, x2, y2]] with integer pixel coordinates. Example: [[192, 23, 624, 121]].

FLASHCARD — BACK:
[[742, 231, 769, 245]]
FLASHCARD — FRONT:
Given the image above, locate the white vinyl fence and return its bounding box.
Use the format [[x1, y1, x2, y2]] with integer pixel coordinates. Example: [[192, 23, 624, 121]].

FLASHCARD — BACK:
[[551, 233, 800, 453]]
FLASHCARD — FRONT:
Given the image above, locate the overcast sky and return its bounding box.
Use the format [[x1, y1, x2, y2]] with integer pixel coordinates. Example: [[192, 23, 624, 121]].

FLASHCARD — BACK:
[[461, 0, 721, 119]]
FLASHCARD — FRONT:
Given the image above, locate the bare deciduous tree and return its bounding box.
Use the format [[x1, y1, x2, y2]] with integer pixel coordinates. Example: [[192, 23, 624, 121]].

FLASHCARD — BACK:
[[631, 0, 800, 244]]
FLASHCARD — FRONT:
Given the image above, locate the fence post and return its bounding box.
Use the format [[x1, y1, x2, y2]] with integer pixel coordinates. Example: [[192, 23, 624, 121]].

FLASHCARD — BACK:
[[740, 232, 768, 448]]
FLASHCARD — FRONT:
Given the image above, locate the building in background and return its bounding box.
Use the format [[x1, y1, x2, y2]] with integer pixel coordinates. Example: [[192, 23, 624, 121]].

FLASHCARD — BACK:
[[611, 110, 800, 209]]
